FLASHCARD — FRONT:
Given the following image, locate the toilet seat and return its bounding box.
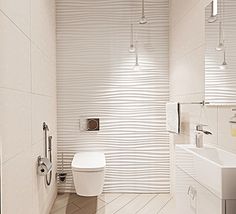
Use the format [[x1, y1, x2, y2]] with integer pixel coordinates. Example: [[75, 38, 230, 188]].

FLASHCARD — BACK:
[[72, 152, 105, 172]]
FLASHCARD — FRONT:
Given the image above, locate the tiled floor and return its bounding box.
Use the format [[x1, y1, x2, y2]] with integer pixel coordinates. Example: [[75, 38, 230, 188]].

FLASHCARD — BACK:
[[50, 193, 175, 214]]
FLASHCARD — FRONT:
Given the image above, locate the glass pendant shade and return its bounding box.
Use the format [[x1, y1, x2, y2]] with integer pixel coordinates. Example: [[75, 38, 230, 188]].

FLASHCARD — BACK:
[[220, 50, 227, 70], [139, 0, 147, 24]]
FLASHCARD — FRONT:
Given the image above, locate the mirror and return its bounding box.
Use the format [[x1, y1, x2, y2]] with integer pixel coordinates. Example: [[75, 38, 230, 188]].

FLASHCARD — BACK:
[[205, 0, 236, 104]]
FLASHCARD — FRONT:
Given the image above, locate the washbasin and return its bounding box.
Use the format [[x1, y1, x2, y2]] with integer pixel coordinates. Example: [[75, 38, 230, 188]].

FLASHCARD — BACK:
[[189, 147, 236, 167], [176, 144, 236, 199]]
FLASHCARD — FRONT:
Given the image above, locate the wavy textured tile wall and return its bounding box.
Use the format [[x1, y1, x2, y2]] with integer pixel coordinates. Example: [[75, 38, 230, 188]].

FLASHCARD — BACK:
[[56, 0, 169, 193], [205, 0, 236, 104]]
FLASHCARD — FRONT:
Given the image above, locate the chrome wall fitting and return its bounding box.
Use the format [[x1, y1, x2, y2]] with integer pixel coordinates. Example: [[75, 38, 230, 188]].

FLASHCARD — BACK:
[[42, 122, 53, 186], [37, 156, 52, 176]]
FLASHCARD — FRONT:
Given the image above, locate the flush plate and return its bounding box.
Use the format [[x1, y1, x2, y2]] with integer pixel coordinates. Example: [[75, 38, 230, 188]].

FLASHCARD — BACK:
[[87, 118, 99, 131]]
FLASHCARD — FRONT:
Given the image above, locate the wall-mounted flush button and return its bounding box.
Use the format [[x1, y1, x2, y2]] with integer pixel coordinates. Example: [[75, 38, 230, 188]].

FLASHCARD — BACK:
[[87, 118, 99, 131]]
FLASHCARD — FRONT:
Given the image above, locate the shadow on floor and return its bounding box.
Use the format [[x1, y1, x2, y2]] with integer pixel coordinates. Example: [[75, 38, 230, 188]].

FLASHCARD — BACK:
[[64, 195, 98, 214]]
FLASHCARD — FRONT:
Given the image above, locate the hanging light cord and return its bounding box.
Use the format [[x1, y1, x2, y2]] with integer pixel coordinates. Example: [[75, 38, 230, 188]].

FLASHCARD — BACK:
[[142, 0, 145, 18], [135, 41, 139, 65]]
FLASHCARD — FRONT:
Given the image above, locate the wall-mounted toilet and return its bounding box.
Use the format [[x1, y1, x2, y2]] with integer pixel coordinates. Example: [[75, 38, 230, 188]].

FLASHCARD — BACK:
[[71, 152, 106, 196]]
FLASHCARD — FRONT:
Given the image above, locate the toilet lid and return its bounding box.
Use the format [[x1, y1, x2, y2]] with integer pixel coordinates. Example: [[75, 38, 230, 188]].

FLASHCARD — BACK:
[[72, 152, 106, 172]]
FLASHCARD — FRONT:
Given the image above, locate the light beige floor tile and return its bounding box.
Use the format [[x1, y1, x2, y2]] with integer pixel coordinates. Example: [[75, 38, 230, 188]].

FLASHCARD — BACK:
[[158, 198, 176, 214], [50, 193, 174, 214], [115, 194, 156, 214], [137, 194, 172, 214], [73, 196, 98, 209], [51, 194, 79, 213], [72, 198, 106, 214], [99, 193, 121, 203], [51, 203, 80, 214], [95, 194, 138, 214]]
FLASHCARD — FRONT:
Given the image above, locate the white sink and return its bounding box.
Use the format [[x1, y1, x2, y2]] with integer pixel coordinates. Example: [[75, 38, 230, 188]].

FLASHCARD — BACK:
[[176, 144, 236, 199]]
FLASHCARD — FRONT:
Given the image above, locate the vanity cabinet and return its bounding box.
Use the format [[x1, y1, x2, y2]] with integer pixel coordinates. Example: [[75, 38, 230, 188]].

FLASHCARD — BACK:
[[175, 144, 236, 214], [175, 166, 197, 214], [176, 166, 225, 214]]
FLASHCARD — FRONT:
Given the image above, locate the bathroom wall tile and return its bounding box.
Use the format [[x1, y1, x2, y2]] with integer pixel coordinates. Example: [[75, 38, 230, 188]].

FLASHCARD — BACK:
[[0, 88, 31, 163], [0, 0, 30, 36], [170, 46, 205, 97], [1, 0, 57, 212], [170, 0, 200, 27], [0, 12, 31, 92], [31, 0, 56, 61], [170, 3, 204, 60], [31, 94, 57, 145], [171, 93, 204, 103], [199, 0, 214, 10], [56, 0, 169, 193], [2, 149, 33, 214], [31, 44, 56, 97], [32, 142, 57, 214], [218, 107, 236, 153]]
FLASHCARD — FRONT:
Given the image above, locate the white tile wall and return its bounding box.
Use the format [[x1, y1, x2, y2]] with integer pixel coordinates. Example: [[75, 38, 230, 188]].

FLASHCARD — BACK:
[[0, 0, 57, 213], [0, 0, 31, 36], [2, 150, 33, 214], [31, 44, 56, 97], [31, 0, 56, 60], [0, 12, 31, 92], [56, 0, 170, 193], [218, 107, 236, 153], [169, 0, 236, 153], [0, 88, 31, 162]]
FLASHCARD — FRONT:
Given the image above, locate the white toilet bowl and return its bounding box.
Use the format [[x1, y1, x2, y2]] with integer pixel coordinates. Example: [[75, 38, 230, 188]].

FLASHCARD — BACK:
[[71, 152, 106, 196]]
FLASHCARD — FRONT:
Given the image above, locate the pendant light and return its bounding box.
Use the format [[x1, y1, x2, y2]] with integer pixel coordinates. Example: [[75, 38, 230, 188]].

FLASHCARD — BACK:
[[208, 0, 218, 23], [220, 49, 227, 70], [129, 24, 136, 53], [133, 41, 140, 71], [139, 0, 147, 24], [216, 21, 224, 51]]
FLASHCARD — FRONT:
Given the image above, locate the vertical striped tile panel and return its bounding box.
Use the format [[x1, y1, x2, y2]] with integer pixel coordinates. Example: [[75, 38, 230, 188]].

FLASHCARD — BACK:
[[56, 0, 169, 193], [205, 0, 236, 104]]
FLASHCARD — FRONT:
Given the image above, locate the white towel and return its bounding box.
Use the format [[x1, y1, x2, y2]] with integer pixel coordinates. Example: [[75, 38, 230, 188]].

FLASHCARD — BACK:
[[166, 102, 180, 134]]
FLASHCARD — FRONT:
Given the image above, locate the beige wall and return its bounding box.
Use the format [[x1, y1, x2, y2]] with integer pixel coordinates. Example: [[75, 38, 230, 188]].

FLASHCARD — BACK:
[[169, 0, 236, 153], [0, 0, 57, 213]]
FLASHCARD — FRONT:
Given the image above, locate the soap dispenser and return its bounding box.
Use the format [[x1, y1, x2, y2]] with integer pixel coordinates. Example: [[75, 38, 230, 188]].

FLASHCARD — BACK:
[[230, 109, 236, 137]]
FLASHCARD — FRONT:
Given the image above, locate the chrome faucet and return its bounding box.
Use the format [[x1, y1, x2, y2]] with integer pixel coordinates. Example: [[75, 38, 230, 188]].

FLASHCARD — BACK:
[[195, 124, 212, 148], [196, 124, 212, 135]]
